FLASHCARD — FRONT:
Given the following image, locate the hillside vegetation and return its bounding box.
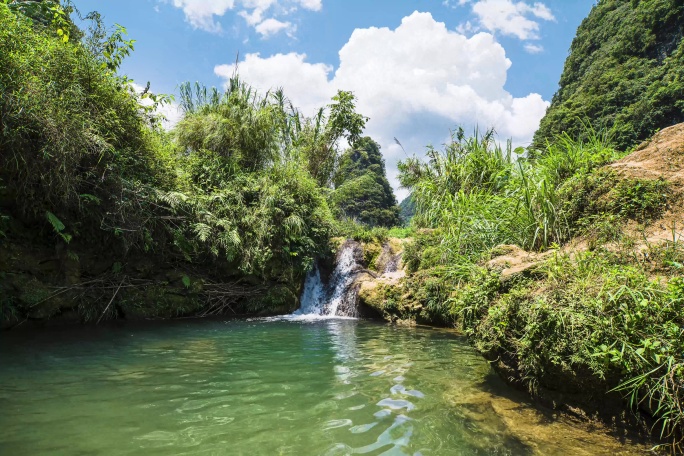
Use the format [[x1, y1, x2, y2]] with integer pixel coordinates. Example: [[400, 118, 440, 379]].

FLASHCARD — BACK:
[[533, 0, 684, 151], [0, 2, 386, 324], [361, 125, 684, 451], [331, 137, 400, 227]]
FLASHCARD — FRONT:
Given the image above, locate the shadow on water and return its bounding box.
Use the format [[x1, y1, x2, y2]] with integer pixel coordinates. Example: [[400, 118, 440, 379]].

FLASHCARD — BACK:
[[473, 369, 650, 453]]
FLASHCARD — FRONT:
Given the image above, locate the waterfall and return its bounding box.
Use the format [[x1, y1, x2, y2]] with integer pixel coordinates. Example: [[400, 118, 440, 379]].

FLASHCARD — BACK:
[[292, 240, 363, 318]]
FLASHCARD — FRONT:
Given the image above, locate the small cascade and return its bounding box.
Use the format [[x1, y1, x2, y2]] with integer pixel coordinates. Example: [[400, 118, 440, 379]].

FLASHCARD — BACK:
[[382, 248, 403, 274], [296, 267, 326, 315], [375, 242, 403, 275], [293, 240, 363, 318]]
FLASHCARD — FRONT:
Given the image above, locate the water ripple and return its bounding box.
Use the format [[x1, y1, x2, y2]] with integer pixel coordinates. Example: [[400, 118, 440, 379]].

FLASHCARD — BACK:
[[0, 319, 646, 455]]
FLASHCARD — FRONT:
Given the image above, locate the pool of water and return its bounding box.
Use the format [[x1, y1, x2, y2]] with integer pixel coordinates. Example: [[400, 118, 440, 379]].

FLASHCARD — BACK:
[[0, 318, 643, 455]]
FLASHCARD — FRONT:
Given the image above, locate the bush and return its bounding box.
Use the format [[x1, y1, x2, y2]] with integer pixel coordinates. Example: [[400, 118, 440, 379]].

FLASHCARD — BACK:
[[0, 4, 172, 248]]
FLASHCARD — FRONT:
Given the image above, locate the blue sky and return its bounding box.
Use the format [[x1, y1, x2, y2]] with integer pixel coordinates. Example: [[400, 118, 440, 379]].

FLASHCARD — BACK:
[[72, 0, 594, 199]]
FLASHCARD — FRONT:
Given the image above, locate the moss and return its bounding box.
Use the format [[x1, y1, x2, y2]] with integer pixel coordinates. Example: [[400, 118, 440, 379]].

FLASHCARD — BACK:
[[17, 278, 53, 307], [361, 241, 383, 271], [118, 286, 203, 320]]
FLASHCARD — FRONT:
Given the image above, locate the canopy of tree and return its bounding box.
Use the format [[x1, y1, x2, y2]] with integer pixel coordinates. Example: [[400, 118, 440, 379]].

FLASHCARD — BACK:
[[331, 137, 400, 227], [533, 0, 684, 151]]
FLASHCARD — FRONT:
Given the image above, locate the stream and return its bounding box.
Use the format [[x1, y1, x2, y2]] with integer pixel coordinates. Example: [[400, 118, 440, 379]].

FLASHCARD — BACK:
[[0, 318, 644, 455]]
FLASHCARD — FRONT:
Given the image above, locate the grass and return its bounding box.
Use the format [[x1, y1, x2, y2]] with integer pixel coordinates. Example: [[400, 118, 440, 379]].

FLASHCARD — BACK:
[[392, 128, 684, 450], [398, 127, 621, 257]]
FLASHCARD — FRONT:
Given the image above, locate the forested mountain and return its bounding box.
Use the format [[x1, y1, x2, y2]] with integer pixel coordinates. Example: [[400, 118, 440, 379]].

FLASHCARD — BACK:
[[331, 137, 400, 227], [398, 195, 415, 227], [533, 0, 684, 150]]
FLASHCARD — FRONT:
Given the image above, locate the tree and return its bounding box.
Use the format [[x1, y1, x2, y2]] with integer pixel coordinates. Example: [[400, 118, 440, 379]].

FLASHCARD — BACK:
[[331, 137, 400, 227], [301, 90, 368, 187]]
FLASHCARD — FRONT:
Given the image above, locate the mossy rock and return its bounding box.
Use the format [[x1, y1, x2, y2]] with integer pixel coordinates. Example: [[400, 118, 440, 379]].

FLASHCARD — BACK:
[[119, 286, 203, 319], [13, 277, 69, 319], [358, 280, 385, 312], [361, 241, 383, 270], [243, 284, 298, 314]]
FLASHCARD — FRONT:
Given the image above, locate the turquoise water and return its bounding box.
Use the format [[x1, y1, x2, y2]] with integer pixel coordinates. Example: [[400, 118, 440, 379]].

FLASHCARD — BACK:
[[0, 319, 642, 455]]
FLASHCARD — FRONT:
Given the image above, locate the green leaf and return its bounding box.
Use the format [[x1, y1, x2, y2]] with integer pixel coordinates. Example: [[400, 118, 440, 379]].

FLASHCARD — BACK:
[[182, 275, 191, 288], [45, 211, 65, 232]]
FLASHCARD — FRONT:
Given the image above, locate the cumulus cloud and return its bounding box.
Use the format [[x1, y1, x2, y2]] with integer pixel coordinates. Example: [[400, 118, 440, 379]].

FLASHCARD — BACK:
[[215, 53, 335, 115], [166, 0, 321, 36], [215, 12, 549, 198], [469, 0, 555, 40], [255, 18, 295, 37]]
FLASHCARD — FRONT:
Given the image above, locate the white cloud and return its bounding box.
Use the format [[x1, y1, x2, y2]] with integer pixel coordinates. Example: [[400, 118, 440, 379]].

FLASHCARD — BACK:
[[166, 0, 321, 36], [524, 43, 544, 54], [470, 0, 555, 40], [296, 0, 321, 11], [255, 18, 295, 37], [215, 53, 335, 115], [170, 0, 235, 33], [443, 0, 471, 7], [215, 12, 550, 199]]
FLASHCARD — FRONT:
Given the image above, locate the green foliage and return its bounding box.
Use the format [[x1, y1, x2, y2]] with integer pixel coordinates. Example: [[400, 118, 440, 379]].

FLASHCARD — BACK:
[[386, 226, 413, 239], [331, 137, 400, 227], [176, 79, 281, 173], [390, 230, 684, 449], [4, 0, 80, 42], [561, 171, 671, 242], [298, 89, 368, 187], [336, 220, 389, 244], [45, 211, 71, 244], [533, 0, 684, 150], [612, 178, 670, 222], [399, 127, 618, 256], [395, 124, 683, 447], [170, 78, 353, 281], [327, 90, 368, 148], [0, 4, 351, 320], [158, 162, 335, 280], [0, 3, 172, 249]]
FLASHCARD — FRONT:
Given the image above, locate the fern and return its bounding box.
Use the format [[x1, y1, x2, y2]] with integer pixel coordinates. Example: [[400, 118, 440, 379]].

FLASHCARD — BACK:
[[193, 223, 212, 243], [45, 211, 72, 243]]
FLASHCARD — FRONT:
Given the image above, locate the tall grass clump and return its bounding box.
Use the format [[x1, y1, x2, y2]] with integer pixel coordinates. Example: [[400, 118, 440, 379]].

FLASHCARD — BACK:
[[399, 127, 619, 258]]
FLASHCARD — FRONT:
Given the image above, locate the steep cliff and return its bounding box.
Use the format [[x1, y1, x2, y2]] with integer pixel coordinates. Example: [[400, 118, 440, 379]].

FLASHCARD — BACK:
[[533, 0, 684, 151]]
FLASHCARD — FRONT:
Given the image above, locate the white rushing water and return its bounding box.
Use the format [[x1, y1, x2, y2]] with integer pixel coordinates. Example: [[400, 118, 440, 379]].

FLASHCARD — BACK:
[[290, 241, 362, 320]]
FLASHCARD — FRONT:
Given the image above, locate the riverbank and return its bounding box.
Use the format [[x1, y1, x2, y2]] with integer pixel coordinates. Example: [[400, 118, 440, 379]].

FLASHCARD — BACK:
[[357, 124, 684, 452]]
